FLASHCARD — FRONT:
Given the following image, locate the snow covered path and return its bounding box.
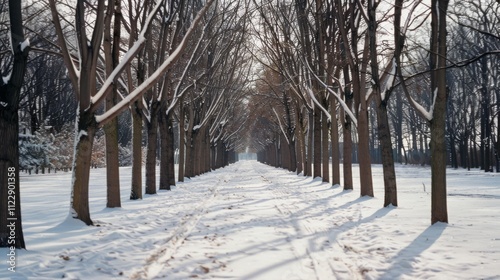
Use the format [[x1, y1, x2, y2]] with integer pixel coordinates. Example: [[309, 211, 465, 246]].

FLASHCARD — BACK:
[[2, 160, 500, 279], [132, 161, 344, 280]]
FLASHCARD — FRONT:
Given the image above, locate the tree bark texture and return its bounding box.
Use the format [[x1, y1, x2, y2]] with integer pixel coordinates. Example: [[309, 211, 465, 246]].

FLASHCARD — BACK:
[[313, 106, 322, 178], [368, 0, 396, 206], [130, 102, 142, 200], [166, 112, 176, 186], [145, 102, 159, 194], [357, 107, 374, 197], [0, 0, 28, 248], [321, 110, 330, 183], [430, 0, 449, 224], [294, 103, 305, 175], [104, 0, 122, 208], [70, 111, 97, 225], [377, 100, 398, 206], [330, 97, 340, 185], [178, 102, 185, 182], [104, 104, 121, 207], [159, 110, 171, 190], [342, 100, 353, 190], [340, 34, 353, 190]]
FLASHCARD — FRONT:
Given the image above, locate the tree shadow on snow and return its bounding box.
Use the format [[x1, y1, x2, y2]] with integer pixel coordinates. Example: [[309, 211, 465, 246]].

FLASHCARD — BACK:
[[378, 222, 447, 279]]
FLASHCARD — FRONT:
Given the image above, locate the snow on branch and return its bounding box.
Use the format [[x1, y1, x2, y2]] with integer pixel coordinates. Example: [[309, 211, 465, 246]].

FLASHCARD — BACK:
[[2, 71, 12, 85], [166, 27, 206, 115], [382, 58, 397, 99], [371, 57, 397, 102], [20, 38, 30, 51], [196, 88, 228, 130], [304, 85, 332, 122], [272, 108, 290, 144], [95, 0, 216, 125], [407, 88, 433, 122], [283, 68, 313, 111], [299, 59, 331, 120], [90, 0, 164, 108], [323, 84, 358, 127], [304, 59, 357, 126]]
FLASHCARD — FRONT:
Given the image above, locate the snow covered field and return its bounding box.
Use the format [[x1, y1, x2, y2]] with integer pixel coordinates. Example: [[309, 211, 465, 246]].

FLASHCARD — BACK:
[[1, 160, 500, 279]]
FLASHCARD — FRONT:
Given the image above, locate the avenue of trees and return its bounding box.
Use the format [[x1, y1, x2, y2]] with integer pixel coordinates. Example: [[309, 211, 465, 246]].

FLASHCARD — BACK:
[[1, 0, 252, 248], [1, 0, 499, 248], [246, 0, 499, 225]]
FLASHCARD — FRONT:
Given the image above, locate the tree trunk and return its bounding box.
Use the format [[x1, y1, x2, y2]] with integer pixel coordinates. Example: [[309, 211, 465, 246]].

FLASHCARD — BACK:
[[340, 47, 353, 190], [70, 111, 97, 225], [306, 111, 314, 176], [195, 129, 204, 175], [395, 89, 404, 163], [217, 140, 225, 168], [357, 106, 374, 197], [313, 106, 322, 178], [282, 140, 289, 168], [272, 141, 279, 167], [353, 45, 374, 196], [294, 103, 305, 175], [130, 102, 142, 200], [368, 0, 396, 205], [203, 126, 211, 173], [185, 129, 194, 178], [0, 0, 28, 248], [321, 110, 330, 183], [210, 143, 216, 170], [185, 105, 195, 178], [295, 137, 303, 174], [330, 97, 340, 186], [430, 107, 448, 223], [103, 0, 121, 208], [178, 103, 185, 182], [450, 135, 458, 169], [159, 110, 171, 190], [377, 100, 398, 206], [0, 100, 24, 248], [496, 90, 500, 172], [430, 0, 449, 224], [104, 102, 121, 207], [193, 130, 202, 176], [480, 56, 491, 172], [341, 92, 354, 190], [280, 136, 288, 170], [145, 102, 159, 194], [289, 138, 297, 173], [304, 111, 314, 176], [166, 112, 176, 186]]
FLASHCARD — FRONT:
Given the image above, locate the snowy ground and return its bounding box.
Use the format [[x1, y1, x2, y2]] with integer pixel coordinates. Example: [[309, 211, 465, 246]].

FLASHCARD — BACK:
[[1, 160, 500, 279]]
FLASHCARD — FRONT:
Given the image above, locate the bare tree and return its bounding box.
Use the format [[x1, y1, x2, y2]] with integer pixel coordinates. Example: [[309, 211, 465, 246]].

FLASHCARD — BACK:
[[395, 0, 450, 224], [335, 0, 374, 196], [103, 0, 123, 208], [0, 0, 30, 249], [366, 0, 398, 206], [48, 0, 216, 225]]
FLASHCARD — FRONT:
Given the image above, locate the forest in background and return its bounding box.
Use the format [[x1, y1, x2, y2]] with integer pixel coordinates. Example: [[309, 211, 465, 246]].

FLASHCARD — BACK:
[[2, 1, 498, 174], [1, 0, 499, 248]]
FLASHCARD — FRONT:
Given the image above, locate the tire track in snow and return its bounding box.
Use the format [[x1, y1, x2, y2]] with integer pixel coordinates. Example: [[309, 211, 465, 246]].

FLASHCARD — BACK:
[[153, 162, 322, 279], [131, 162, 361, 279], [129, 173, 233, 280], [263, 173, 325, 280], [264, 170, 365, 280]]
